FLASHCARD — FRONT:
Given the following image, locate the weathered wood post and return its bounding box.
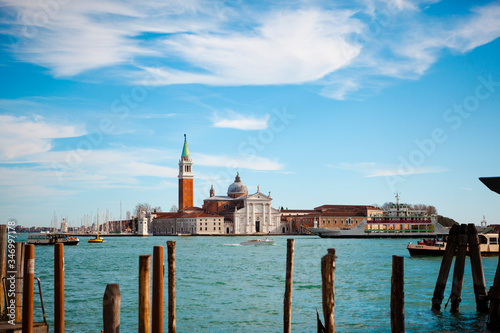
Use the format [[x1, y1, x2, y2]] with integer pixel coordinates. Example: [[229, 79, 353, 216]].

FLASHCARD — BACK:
[[467, 223, 488, 313], [15, 242, 24, 322], [284, 239, 295, 333], [139, 255, 151, 333], [0, 225, 6, 318], [321, 248, 336, 333], [167, 241, 176, 333], [54, 243, 65, 333], [152, 246, 164, 333], [450, 224, 468, 313], [22, 244, 35, 333], [391, 255, 404, 333], [432, 224, 459, 311], [488, 229, 500, 329], [103, 284, 121, 333], [5, 241, 22, 323]]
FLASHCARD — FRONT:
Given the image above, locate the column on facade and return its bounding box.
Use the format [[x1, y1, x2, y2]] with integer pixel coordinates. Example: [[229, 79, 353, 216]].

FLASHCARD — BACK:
[[252, 203, 256, 233], [246, 204, 250, 234], [263, 202, 267, 233]]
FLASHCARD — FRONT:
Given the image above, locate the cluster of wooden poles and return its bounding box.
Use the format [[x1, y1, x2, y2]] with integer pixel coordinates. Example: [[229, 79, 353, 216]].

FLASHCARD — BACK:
[[4, 224, 500, 332], [430, 223, 500, 330]]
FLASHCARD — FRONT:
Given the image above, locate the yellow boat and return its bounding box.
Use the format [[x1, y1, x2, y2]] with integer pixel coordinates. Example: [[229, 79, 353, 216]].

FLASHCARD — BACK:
[[88, 232, 104, 243]]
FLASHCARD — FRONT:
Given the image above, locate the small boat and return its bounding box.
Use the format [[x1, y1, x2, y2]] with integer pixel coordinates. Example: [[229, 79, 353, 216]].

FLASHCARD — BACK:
[[27, 233, 79, 245], [88, 232, 104, 243], [240, 238, 275, 246], [407, 233, 499, 256]]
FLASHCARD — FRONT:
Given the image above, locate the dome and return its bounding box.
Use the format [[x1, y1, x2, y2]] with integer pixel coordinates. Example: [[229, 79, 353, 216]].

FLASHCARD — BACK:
[[227, 173, 248, 198]]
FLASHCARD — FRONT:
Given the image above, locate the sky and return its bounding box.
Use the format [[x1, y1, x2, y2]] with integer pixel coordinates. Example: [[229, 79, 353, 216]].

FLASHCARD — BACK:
[[1, 0, 500, 228]]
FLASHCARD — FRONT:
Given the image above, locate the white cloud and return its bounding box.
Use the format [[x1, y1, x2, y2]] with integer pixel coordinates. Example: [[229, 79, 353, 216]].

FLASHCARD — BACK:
[[212, 110, 269, 130], [333, 161, 447, 177], [365, 166, 447, 177], [194, 153, 283, 171], [3, 1, 500, 98], [0, 114, 86, 159]]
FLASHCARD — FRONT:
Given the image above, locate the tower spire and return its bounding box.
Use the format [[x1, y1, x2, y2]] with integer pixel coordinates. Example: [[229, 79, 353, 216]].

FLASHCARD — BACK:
[[181, 134, 190, 159]]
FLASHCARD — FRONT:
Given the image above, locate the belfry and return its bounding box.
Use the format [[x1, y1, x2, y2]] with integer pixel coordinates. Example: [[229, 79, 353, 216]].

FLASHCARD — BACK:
[[178, 134, 193, 210]]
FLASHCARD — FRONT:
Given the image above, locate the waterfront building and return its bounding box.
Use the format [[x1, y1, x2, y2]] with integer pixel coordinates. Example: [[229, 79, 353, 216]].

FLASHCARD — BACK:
[[203, 174, 283, 234], [152, 136, 284, 235], [60, 218, 69, 233], [282, 205, 383, 234], [138, 212, 149, 236]]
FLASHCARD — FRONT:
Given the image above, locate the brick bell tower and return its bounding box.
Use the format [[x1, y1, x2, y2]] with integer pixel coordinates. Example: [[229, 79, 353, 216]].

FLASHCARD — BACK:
[[178, 134, 193, 211]]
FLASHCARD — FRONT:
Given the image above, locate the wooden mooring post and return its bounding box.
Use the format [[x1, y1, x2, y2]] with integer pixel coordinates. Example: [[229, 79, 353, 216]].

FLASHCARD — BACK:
[[391, 255, 404, 333], [103, 284, 121, 333], [0, 225, 6, 318], [139, 255, 151, 333], [467, 224, 488, 313], [432, 224, 459, 311], [54, 243, 65, 333], [14, 242, 24, 322], [450, 224, 468, 313], [167, 241, 176, 333], [22, 244, 35, 333], [283, 239, 294, 333], [152, 246, 164, 333], [488, 230, 500, 329], [321, 248, 336, 333]]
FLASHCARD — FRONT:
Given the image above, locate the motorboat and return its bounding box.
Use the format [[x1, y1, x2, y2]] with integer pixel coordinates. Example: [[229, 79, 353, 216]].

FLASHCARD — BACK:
[[240, 238, 275, 246], [88, 232, 104, 243]]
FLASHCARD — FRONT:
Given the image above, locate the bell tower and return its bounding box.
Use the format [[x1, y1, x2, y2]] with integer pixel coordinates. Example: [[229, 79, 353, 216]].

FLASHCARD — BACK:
[[178, 134, 193, 211]]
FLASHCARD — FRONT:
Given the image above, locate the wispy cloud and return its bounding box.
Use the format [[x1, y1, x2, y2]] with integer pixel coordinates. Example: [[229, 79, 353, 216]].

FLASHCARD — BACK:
[[3, 1, 500, 99], [365, 166, 448, 177], [331, 161, 447, 177], [194, 153, 283, 171], [212, 110, 269, 130], [0, 114, 86, 159]]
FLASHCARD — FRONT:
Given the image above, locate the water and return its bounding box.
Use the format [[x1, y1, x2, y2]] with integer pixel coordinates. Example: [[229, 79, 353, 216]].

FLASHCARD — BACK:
[[15, 234, 497, 332]]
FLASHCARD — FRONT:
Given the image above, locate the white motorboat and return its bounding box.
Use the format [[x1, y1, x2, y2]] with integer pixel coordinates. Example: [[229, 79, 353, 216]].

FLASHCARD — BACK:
[[240, 238, 275, 246]]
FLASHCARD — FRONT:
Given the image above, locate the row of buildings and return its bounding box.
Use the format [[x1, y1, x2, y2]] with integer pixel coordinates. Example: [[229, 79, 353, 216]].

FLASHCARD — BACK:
[[142, 136, 386, 236]]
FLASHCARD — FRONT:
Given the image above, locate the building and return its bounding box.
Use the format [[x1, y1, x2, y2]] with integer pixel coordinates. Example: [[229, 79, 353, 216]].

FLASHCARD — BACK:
[[203, 174, 282, 234], [152, 136, 284, 235], [282, 205, 383, 234], [178, 134, 194, 211]]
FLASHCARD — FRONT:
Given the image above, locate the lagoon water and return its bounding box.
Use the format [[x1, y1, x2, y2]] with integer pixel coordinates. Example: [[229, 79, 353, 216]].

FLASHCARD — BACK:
[[17, 234, 497, 332]]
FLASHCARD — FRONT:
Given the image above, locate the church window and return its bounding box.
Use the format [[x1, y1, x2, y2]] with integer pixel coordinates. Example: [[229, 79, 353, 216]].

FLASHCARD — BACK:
[[328, 219, 330, 224], [341, 219, 344, 224]]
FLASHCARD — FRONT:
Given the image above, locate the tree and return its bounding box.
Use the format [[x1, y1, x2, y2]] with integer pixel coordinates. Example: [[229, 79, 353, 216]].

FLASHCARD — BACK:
[[170, 205, 178, 212], [437, 215, 457, 227], [134, 203, 153, 217]]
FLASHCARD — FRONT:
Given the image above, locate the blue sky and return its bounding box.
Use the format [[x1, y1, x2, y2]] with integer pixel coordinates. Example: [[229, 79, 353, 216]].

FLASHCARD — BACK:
[[1, 0, 500, 227]]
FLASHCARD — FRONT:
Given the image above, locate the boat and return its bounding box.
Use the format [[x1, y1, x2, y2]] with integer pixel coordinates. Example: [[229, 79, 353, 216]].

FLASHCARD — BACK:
[[88, 232, 104, 243], [306, 194, 449, 238], [27, 233, 79, 245], [407, 232, 499, 256], [240, 238, 275, 246]]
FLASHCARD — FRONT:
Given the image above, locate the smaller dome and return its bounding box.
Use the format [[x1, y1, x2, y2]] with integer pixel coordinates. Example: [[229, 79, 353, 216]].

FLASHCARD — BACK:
[[227, 173, 248, 198]]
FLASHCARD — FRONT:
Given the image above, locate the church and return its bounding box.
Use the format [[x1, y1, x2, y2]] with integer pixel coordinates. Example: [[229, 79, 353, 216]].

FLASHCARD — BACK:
[[152, 136, 283, 235]]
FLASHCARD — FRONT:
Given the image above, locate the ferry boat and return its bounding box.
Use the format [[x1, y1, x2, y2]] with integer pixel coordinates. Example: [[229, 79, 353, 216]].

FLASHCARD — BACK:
[[27, 233, 80, 245], [407, 232, 499, 256], [306, 194, 449, 238]]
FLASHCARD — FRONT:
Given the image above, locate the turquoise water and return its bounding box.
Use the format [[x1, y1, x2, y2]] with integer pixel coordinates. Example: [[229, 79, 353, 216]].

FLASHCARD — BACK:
[[15, 234, 498, 332]]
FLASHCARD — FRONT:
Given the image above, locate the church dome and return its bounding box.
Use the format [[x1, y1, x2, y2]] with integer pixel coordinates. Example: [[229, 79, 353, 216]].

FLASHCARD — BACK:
[[227, 172, 248, 198]]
